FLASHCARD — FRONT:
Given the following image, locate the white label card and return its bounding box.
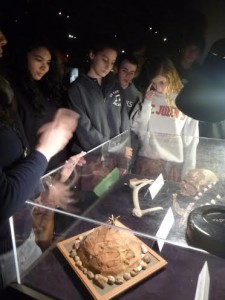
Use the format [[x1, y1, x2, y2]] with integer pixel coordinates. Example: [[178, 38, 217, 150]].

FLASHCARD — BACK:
[[195, 261, 210, 300], [149, 173, 164, 200], [156, 207, 174, 251]]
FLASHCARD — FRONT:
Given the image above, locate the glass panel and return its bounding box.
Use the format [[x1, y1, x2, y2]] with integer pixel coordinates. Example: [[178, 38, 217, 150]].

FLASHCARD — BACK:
[[12, 131, 133, 286], [17, 131, 225, 252], [11, 130, 225, 298], [29, 130, 132, 215], [16, 213, 225, 300]]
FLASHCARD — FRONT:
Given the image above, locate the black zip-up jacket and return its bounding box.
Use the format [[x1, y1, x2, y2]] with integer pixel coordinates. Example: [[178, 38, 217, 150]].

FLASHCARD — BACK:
[[13, 83, 67, 171]]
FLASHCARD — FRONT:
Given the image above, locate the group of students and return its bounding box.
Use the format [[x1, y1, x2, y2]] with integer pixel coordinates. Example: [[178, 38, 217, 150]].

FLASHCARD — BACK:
[[0, 25, 202, 290]]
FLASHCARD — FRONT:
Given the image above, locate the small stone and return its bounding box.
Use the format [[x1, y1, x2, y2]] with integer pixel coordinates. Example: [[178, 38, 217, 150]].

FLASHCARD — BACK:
[[76, 260, 82, 267], [69, 249, 77, 258], [74, 255, 80, 262], [107, 276, 115, 285], [94, 274, 108, 289], [208, 184, 212, 188], [78, 235, 84, 241], [83, 268, 87, 274], [115, 275, 124, 284], [123, 273, 131, 280], [130, 270, 138, 277], [74, 240, 80, 250], [198, 192, 203, 196], [87, 271, 94, 280], [134, 265, 142, 272], [141, 244, 148, 254], [216, 194, 221, 199], [203, 187, 208, 192], [194, 196, 199, 200], [141, 261, 148, 269], [211, 199, 216, 204], [143, 252, 151, 264]]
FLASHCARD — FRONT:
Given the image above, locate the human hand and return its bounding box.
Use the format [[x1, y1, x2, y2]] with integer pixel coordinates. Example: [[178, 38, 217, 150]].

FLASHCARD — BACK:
[[52, 180, 81, 213], [35, 108, 79, 161], [59, 151, 86, 183], [48, 180, 74, 209], [145, 83, 155, 101], [125, 146, 133, 160], [35, 177, 80, 214]]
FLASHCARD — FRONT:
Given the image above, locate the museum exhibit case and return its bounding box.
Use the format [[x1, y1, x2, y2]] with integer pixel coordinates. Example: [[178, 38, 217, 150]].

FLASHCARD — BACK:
[[9, 130, 225, 299]]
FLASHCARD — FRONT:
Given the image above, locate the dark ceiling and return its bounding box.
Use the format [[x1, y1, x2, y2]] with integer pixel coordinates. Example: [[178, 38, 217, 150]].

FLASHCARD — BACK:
[[1, 0, 206, 65]]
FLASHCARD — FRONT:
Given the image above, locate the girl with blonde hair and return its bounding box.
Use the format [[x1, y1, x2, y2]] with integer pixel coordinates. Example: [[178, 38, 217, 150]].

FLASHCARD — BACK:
[[131, 57, 199, 181]]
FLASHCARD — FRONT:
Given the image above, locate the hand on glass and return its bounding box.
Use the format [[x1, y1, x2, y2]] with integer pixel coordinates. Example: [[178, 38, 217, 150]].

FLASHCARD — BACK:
[[37, 179, 80, 213], [59, 151, 86, 183], [49, 180, 79, 211], [125, 146, 133, 160]]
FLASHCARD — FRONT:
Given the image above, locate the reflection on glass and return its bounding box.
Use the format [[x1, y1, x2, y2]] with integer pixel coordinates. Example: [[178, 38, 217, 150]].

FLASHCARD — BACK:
[[25, 130, 225, 253]]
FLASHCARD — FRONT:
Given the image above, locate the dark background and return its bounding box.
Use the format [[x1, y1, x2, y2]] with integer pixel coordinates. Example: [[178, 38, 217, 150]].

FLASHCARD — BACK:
[[1, 0, 207, 67]]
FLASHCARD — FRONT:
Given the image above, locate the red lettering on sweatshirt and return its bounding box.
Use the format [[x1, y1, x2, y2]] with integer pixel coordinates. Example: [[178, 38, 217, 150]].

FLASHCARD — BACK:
[[152, 105, 185, 120], [155, 105, 170, 116]]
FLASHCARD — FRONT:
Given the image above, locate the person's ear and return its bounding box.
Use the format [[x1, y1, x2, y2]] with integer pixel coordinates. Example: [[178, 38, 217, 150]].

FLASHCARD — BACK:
[[89, 51, 94, 60]]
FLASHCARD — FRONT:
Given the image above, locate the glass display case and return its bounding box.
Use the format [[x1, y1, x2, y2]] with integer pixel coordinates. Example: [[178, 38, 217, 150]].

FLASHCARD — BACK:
[[10, 130, 225, 299]]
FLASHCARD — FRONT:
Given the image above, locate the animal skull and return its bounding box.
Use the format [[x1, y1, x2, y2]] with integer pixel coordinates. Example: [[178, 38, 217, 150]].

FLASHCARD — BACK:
[[180, 169, 218, 196]]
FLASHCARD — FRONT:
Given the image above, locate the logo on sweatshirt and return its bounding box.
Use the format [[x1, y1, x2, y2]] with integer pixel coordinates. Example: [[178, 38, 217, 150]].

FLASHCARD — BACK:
[[110, 90, 121, 107], [126, 100, 133, 108], [151, 104, 186, 120]]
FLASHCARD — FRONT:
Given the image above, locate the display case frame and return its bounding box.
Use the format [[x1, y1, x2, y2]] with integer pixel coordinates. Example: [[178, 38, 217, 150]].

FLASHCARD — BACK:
[[9, 130, 225, 299]]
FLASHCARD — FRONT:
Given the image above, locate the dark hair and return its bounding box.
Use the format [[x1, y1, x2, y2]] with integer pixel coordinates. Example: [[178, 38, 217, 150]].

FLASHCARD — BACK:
[[10, 38, 62, 116], [89, 34, 120, 55], [181, 35, 206, 54], [82, 35, 120, 73], [0, 75, 16, 126], [117, 53, 139, 69]]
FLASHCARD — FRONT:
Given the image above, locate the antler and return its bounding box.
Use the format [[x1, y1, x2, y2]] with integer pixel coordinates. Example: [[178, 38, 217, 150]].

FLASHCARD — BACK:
[[129, 178, 163, 218]]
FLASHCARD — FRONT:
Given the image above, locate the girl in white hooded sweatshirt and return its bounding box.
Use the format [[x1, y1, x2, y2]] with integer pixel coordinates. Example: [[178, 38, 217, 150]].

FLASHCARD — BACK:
[[130, 57, 199, 181]]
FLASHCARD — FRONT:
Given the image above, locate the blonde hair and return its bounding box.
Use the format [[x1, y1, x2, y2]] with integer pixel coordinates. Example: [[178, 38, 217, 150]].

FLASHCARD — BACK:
[[149, 57, 183, 108]]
